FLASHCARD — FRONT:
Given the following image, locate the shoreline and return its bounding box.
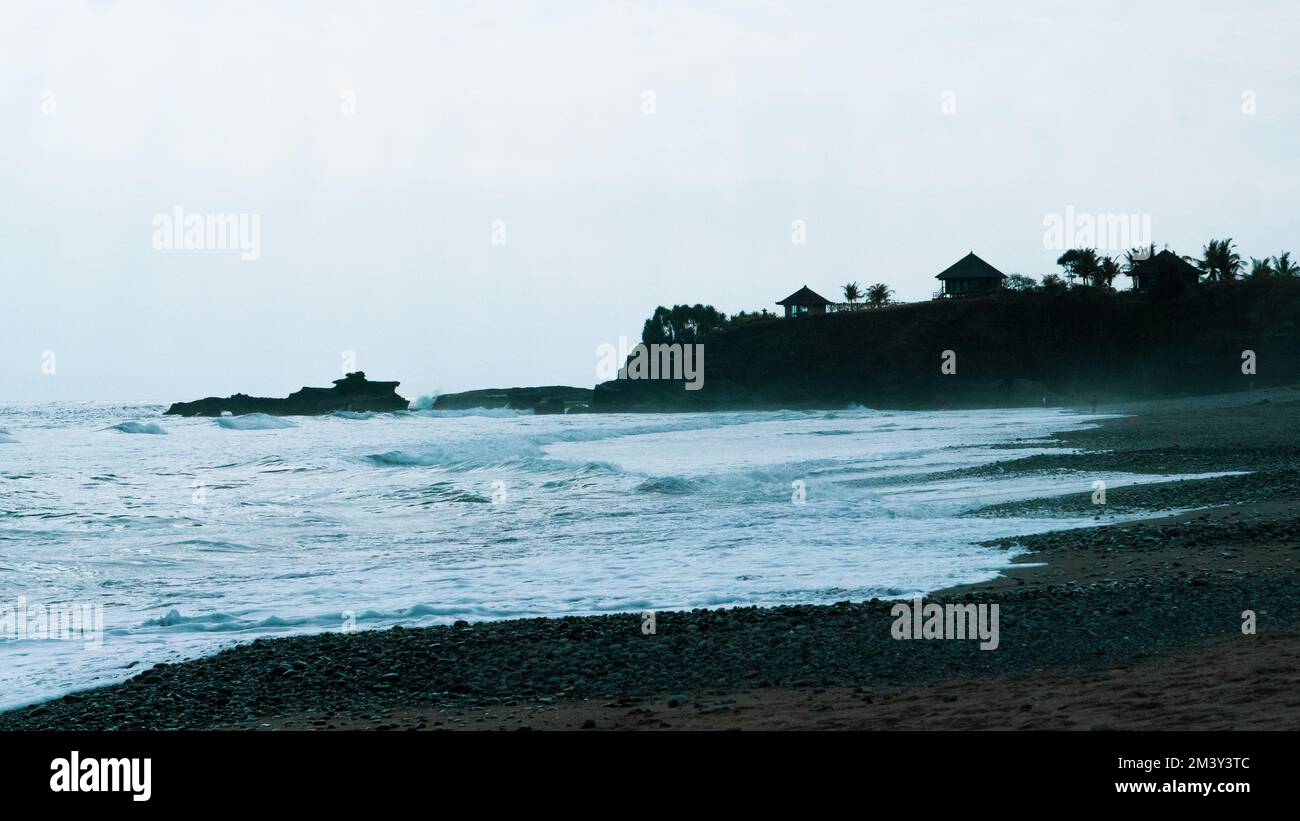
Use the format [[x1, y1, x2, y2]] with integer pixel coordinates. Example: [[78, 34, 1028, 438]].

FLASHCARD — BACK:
[[233, 626, 1300, 731], [3, 389, 1299, 731]]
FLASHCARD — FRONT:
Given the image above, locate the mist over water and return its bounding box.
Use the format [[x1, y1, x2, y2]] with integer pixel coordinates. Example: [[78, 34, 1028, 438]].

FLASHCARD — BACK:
[[0, 404, 1207, 708]]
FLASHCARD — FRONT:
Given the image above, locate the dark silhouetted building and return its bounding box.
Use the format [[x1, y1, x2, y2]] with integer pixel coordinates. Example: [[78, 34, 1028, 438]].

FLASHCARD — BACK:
[[1128, 249, 1202, 292], [934, 252, 1007, 297], [777, 285, 832, 317]]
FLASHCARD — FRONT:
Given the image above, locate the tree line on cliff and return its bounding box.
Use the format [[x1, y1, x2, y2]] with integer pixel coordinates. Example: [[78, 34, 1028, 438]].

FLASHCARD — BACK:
[[638, 238, 1298, 349]]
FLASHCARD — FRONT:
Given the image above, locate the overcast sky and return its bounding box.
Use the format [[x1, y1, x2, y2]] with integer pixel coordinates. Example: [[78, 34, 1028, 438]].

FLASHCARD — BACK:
[[3, 0, 1299, 401]]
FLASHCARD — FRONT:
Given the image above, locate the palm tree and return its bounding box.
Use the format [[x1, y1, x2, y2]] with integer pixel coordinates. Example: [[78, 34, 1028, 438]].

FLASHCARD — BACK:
[[1056, 248, 1101, 287], [866, 283, 893, 308], [1098, 256, 1122, 289], [1249, 257, 1275, 278], [1193, 238, 1241, 282], [1272, 251, 1299, 277], [842, 281, 862, 310]]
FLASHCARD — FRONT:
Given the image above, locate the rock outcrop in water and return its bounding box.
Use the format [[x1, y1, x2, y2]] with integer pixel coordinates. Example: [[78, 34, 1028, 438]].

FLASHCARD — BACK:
[[430, 386, 593, 415], [165, 372, 408, 417]]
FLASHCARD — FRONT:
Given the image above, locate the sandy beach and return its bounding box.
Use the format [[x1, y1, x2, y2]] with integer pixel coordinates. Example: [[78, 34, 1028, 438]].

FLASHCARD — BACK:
[[4, 389, 1299, 731]]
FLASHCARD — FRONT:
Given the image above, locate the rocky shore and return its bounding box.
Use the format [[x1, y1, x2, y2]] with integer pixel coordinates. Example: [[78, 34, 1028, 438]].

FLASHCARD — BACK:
[[165, 372, 408, 416], [4, 389, 1299, 731]]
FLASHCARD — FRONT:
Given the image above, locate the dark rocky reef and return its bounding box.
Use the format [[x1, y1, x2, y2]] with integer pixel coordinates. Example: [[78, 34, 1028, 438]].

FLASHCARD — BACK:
[[165, 372, 409, 417], [430, 386, 593, 415]]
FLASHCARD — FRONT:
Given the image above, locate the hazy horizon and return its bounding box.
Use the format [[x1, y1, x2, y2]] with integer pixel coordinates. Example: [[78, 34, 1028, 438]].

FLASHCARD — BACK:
[[3, 0, 1298, 401]]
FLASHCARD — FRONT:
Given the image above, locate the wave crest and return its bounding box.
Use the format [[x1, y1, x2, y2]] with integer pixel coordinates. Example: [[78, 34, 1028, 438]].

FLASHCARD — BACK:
[[105, 421, 167, 435], [215, 413, 297, 430], [635, 476, 698, 494], [330, 410, 375, 420]]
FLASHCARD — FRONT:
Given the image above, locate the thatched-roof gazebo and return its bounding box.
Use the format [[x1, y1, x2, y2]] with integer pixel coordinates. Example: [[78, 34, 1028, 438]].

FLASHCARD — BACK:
[[934, 252, 1007, 297], [1128, 250, 1201, 293], [777, 285, 833, 317]]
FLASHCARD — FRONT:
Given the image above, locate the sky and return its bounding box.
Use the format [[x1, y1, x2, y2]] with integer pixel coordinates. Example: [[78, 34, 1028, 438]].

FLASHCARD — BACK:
[[2, 0, 1299, 401]]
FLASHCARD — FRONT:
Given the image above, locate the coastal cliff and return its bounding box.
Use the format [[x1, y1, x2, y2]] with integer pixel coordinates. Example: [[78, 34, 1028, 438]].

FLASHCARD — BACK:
[[594, 279, 1300, 411], [165, 372, 409, 416]]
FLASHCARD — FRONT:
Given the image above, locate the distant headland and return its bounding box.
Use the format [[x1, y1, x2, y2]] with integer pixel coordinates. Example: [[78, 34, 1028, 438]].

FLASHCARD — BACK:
[[595, 242, 1300, 411]]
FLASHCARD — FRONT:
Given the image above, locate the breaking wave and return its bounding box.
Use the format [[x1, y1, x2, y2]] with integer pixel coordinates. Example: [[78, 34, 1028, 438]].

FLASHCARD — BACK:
[[104, 421, 167, 435], [363, 415, 778, 474], [369, 438, 546, 469], [635, 476, 698, 494], [215, 413, 297, 430], [331, 410, 375, 420], [143, 608, 314, 632], [412, 407, 533, 418]]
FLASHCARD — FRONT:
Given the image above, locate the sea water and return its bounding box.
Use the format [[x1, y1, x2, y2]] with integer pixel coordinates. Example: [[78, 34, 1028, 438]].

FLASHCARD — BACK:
[[0, 403, 1216, 709]]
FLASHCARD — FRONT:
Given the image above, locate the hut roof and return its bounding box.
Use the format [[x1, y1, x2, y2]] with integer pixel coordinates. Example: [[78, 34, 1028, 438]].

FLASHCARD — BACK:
[[935, 252, 1007, 281], [1130, 249, 1201, 281], [776, 285, 833, 306]]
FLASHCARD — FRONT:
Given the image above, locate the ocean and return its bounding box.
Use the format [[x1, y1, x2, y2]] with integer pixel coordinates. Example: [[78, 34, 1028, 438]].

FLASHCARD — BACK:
[[0, 403, 1209, 709]]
